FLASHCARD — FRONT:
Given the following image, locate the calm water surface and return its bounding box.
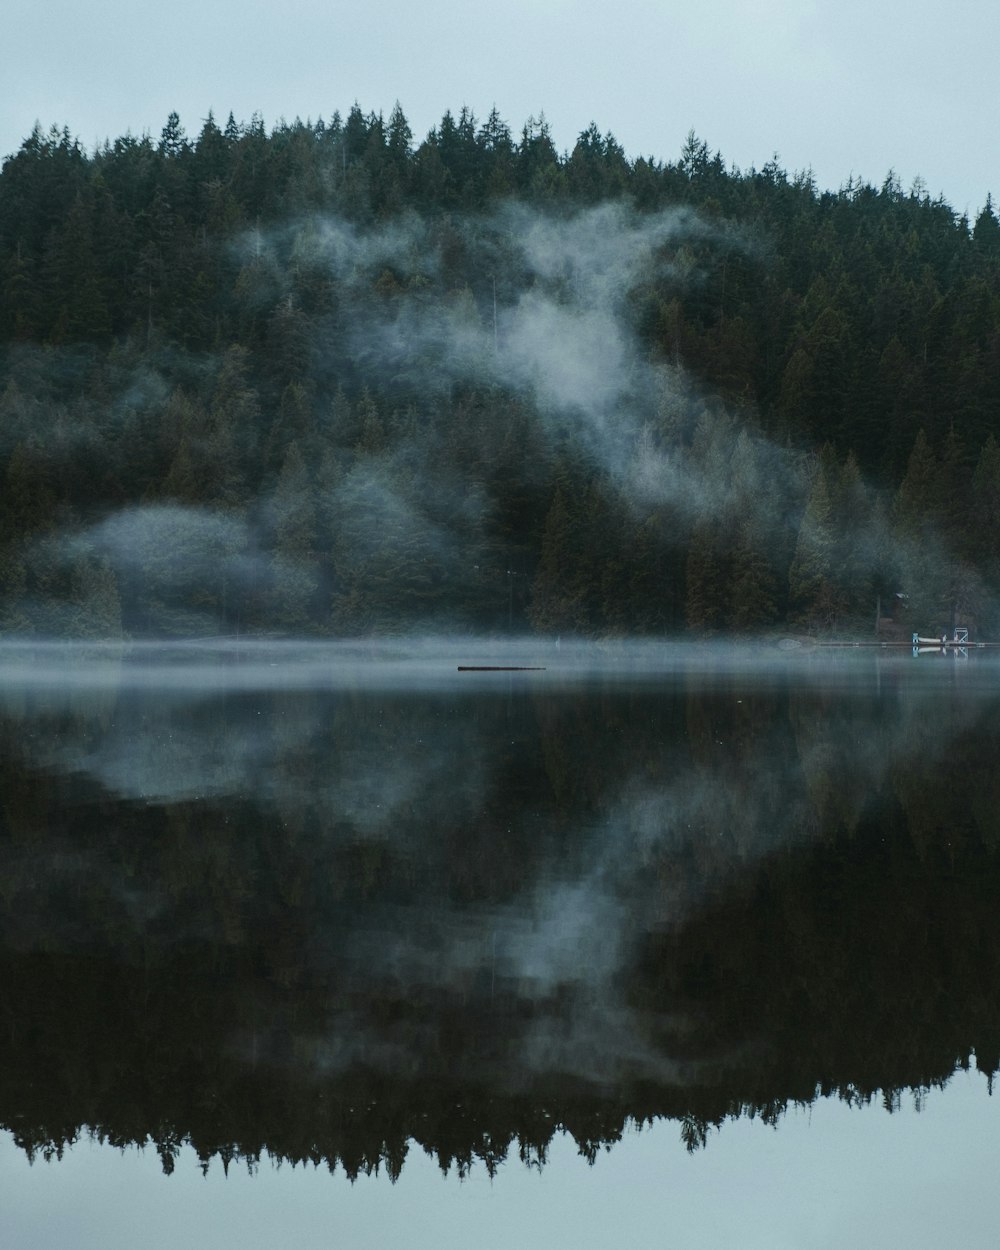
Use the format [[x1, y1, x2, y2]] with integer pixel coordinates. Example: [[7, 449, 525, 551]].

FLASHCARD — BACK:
[[1, 639, 998, 1247]]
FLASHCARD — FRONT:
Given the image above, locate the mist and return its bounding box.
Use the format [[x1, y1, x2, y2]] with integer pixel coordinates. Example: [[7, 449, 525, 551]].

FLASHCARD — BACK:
[[263, 199, 766, 517], [1, 185, 994, 642]]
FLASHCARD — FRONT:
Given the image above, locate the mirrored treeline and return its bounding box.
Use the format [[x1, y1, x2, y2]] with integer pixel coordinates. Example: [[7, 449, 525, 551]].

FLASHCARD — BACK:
[[1, 642, 998, 1176]]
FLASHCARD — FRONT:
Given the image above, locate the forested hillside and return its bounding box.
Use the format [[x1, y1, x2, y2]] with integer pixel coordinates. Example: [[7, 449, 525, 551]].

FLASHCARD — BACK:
[[2, 105, 999, 637]]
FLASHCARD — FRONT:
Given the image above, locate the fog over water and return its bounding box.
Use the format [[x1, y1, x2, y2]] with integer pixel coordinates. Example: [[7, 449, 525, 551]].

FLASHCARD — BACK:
[[0, 633, 984, 690]]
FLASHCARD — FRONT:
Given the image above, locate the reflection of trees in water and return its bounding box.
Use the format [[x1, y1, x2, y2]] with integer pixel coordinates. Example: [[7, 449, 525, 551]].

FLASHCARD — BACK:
[[1, 666, 1000, 1173]]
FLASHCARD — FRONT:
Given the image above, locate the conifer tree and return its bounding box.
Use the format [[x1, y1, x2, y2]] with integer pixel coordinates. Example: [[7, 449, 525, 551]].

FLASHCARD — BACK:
[[528, 479, 586, 633], [831, 451, 876, 623], [69, 554, 123, 638], [788, 465, 841, 629], [685, 520, 727, 631], [728, 518, 778, 630], [268, 440, 320, 631], [891, 430, 951, 629]]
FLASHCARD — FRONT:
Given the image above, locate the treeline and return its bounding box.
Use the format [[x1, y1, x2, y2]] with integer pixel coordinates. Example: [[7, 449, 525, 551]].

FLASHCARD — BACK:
[[2, 106, 1000, 636]]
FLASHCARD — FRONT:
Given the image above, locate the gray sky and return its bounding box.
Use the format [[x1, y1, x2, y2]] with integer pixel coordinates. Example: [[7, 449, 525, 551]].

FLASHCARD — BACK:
[[4, 0, 999, 216]]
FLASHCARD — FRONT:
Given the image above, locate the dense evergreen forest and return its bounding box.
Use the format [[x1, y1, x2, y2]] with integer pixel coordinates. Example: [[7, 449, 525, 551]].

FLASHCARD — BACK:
[[2, 104, 1000, 637]]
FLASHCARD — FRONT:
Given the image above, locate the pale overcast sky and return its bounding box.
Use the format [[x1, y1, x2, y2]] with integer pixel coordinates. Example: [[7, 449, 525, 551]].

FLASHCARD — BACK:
[[4, 0, 998, 215]]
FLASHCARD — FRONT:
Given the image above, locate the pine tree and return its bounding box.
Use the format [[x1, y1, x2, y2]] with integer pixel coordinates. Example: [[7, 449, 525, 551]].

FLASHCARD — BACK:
[[685, 521, 726, 631], [211, 346, 261, 480], [973, 194, 1000, 253], [268, 441, 320, 631], [69, 554, 123, 638], [967, 436, 1000, 630], [44, 191, 111, 342], [831, 451, 876, 623], [891, 430, 951, 630], [528, 480, 586, 633], [1, 243, 41, 339], [728, 518, 778, 630], [788, 465, 841, 629], [159, 112, 188, 158]]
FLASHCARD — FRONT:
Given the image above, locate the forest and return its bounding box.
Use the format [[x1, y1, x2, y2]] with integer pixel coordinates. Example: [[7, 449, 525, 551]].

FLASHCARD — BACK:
[[2, 104, 1000, 637]]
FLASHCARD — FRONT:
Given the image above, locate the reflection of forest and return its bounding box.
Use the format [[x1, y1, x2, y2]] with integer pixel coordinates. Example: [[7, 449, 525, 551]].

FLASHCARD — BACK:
[[1, 660, 999, 1175]]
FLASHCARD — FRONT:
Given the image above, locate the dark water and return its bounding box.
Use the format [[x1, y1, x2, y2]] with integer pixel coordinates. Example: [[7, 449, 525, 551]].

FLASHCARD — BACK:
[[1, 639, 999, 1247]]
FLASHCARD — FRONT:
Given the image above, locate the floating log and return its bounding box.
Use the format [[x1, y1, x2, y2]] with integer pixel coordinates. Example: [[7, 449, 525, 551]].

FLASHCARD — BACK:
[[457, 665, 546, 671]]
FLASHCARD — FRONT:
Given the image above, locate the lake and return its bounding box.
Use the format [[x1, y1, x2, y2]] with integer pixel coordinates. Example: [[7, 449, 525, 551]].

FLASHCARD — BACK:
[[1, 638, 998, 1248]]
